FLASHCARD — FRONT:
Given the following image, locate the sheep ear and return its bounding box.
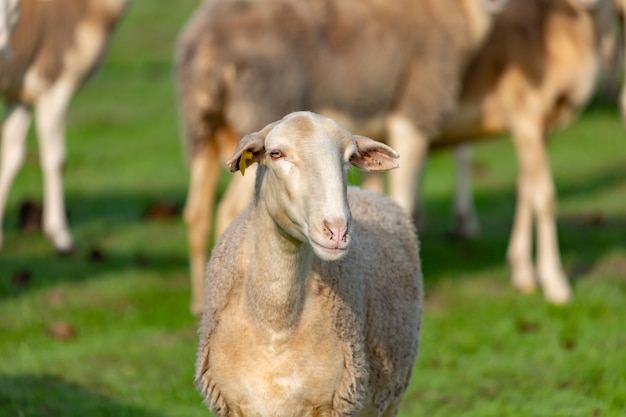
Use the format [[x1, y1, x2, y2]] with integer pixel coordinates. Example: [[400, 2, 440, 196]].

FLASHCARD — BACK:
[[351, 135, 399, 171], [227, 119, 282, 175], [226, 132, 266, 175]]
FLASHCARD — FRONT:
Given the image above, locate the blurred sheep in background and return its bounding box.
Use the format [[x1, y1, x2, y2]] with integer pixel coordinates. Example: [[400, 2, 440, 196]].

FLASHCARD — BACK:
[[0, 0, 19, 59], [0, 0, 131, 253], [439, 0, 617, 303], [175, 0, 508, 315]]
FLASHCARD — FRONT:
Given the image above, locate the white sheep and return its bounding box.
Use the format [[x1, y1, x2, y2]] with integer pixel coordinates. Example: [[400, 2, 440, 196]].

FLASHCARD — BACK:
[[0, 0, 130, 252], [195, 111, 423, 417]]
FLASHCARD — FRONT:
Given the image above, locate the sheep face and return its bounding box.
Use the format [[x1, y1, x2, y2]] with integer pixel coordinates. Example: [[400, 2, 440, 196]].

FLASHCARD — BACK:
[[227, 111, 399, 262]]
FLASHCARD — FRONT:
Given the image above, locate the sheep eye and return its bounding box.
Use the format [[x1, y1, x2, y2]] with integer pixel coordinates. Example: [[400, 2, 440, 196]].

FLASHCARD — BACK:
[[269, 150, 283, 159]]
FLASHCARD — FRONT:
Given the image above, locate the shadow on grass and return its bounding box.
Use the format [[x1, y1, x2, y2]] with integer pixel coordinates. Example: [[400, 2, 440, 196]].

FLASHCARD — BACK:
[[0, 247, 188, 300], [0, 189, 188, 301], [0, 374, 165, 417]]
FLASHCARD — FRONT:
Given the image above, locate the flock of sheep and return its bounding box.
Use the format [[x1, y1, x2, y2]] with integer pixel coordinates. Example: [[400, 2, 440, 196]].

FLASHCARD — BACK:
[[0, 0, 624, 416]]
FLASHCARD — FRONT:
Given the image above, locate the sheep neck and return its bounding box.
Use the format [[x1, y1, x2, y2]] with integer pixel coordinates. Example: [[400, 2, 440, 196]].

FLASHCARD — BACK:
[[244, 205, 315, 331]]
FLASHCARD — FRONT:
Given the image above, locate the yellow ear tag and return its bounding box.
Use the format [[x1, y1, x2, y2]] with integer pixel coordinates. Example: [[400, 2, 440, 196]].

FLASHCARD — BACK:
[[239, 151, 253, 176]]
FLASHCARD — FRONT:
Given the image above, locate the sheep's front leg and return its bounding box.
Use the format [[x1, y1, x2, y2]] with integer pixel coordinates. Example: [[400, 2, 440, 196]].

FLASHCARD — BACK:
[[35, 79, 75, 253], [386, 114, 429, 229], [0, 102, 32, 249], [508, 119, 571, 304]]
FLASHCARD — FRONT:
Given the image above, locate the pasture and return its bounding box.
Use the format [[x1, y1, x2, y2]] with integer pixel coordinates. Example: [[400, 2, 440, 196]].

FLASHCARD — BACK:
[[1, 1, 625, 416]]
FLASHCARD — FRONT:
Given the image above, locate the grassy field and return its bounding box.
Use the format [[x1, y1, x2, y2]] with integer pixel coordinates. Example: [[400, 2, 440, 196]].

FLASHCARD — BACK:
[[1, 2, 625, 417]]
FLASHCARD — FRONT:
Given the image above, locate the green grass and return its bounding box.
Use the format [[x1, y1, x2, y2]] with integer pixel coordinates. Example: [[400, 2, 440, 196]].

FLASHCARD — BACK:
[[1, 2, 626, 416]]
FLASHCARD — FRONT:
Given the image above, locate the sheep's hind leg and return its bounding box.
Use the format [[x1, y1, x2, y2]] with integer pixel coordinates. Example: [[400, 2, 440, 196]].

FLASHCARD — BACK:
[[0, 102, 32, 249], [35, 80, 75, 253], [528, 145, 571, 304], [215, 168, 255, 237], [615, 7, 626, 126], [185, 141, 220, 316], [507, 169, 536, 294], [508, 119, 571, 303], [214, 125, 252, 238], [450, 143, 480, 238]]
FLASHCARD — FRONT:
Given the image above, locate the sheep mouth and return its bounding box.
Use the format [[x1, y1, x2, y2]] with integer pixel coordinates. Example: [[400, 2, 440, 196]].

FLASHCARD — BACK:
[[309, 239, 350, 260]]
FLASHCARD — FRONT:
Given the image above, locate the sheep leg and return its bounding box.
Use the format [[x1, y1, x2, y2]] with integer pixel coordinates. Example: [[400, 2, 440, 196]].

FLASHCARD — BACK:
[[184, 141, 220, 315], [451, 143, 480, 238], [507, 174, 535, 294], [214, 125, 246, 237], [386, 114, 429, 229], [508, 120, 571, 303], [616, 9, 626, 125], [0, 102, 32, 249], [34, 79, 75, 253]]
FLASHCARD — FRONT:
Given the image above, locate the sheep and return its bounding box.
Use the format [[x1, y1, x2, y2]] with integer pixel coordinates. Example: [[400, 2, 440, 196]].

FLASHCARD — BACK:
[[614, 0, 626, 121], [176, 0, 508, 314], [597, 0, 626, 122], [0, 0, 130, 252], [0, 0, 19, 59], [195, 111, 423, 417], [433, 0, 615, 303]]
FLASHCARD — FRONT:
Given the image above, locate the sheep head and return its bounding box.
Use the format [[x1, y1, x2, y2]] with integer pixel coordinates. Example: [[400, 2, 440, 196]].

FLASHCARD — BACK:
[[226, 111, 399, 262]]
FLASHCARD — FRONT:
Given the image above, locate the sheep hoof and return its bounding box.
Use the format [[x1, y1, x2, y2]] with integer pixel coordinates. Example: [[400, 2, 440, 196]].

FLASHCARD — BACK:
[[49, 230, 75, 256], [52, 238, 75, 256], [542, 277, 573, 305], [514, 282, 537, 295], [55, 245, 75, 257], [511, 270, 537, 294]]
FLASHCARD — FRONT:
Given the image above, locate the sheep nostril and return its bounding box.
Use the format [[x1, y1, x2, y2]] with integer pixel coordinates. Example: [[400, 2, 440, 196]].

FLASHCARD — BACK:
[[323, 220, 349, 245]]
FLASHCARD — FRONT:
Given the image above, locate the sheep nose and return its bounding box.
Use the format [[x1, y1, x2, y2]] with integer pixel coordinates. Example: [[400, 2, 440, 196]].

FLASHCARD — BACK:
[[323, 219, 350, 249]]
